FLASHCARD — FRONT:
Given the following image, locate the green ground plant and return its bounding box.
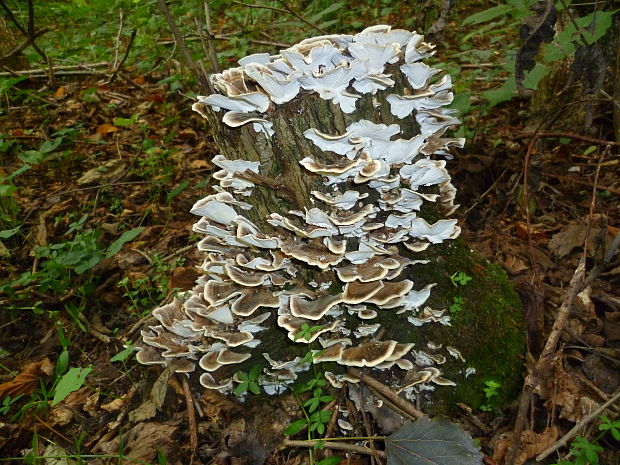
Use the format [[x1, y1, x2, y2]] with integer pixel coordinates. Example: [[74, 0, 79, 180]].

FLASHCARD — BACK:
[[551, 415, 620, 465]]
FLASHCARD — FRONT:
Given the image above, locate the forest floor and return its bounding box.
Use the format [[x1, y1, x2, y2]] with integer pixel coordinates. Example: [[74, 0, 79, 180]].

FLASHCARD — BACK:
[[1, 2, 620, 464]]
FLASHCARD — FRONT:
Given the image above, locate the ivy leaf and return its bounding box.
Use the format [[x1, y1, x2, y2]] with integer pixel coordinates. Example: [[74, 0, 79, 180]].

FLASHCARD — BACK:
[[385, 416, 483, 465]]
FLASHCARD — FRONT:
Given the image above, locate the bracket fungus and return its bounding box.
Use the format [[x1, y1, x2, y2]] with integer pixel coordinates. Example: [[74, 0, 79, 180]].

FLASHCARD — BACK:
[[137, 25, 525, 410]]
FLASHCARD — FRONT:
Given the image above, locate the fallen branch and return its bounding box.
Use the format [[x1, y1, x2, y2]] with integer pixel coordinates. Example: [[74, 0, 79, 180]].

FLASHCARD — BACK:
[[347, 368, 423, 419], [543, 171, 620, 197], [536, 387, 620, 462], [155, 0, 210, 94], [516, 131, 620, 147], [282, 439, 386, 458], [0, 61, 109, 77], [506, 256, 586, 465]]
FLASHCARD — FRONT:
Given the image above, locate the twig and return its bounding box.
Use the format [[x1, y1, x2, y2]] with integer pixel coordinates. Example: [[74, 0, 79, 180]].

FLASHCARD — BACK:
[[1, 27, 51, 63], [536, 388, 620, 461], [462, 169, 507, 218], [0, 61, 109, 76], [516, 131, 620, 147], [542, 171, 620, 197], [108, 28, 136, 84], [161, 244, 195, 262], [204, 1, 220, 73], [180, 375, 198, 465], [112, 9, 124, 70], [0, 0, 47, 61], [232, 0, 327, 34], [347, 368, 423, 419], [506, 257, 586, 465], [155, 0, 210, 93], [33, 414, 73, 445], [282, 439, 386, 458], [44, 181, 156, 199]]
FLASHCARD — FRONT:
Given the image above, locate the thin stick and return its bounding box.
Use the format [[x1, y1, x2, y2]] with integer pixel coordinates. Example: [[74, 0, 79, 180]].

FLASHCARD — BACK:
[[516, 131, 620, 147], [347, 368, 423, 419], [506, 257, 586, 465], [283, 439, 386, 458], [536, 388, 620, 461], [542, 171, 620, 196], [1, 27, 51, 61], [204, 1, 220, 73], [44, 181, 156, 199], [180, 375, 198, 465], [231, 0, 327, 34], [0, 0, 47, 61], [112, 9, 124, 70], [108, 29, 136, 84], [0, 61, 109, 76], [155, 0, 210, 94]]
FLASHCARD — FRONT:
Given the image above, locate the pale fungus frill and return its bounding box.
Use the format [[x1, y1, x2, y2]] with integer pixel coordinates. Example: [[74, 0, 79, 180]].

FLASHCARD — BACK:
[[137, 25, 465, 397]]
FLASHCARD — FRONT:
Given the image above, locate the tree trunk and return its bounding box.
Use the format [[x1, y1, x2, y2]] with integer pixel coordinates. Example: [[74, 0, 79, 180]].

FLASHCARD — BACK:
[[139, 27, 525, 416]]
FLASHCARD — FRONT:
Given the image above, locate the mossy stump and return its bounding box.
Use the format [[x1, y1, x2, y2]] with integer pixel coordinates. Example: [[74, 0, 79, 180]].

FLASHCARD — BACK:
[[200, 79, 525, 415]]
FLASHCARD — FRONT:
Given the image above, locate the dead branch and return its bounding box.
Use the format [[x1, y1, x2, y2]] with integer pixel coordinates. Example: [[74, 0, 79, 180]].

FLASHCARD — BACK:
[[0, 61, 109, 76], [0, 27, 50, 64], [231, 0, 327, 34], [108, 29, 136, 84], [505, 257, 586, 465], [516, 131, 620, 146], [347, 368, 423, 419], [203, 1, 219, 73], [282, 439, 386, 458], [0, 0, 47, 61], [155, 0, 210, 94], [536, 388, 620, 461]]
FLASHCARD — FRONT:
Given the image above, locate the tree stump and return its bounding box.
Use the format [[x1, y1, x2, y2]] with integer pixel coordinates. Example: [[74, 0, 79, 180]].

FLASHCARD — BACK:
[[137, 26, 525, 415]]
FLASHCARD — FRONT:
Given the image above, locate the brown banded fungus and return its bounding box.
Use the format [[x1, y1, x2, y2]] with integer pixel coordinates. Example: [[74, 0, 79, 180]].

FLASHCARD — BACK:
[[138, 25, 467, 398]]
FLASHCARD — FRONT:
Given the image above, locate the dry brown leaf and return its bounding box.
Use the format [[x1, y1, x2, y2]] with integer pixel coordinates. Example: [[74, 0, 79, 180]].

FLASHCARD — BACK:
[[96, 123, 118, 134], [198, 389, 241, 421], [48, 404, 75, 427], [169, 266, 200, 291], [0, 357, 53, 399], [492, 427, 558, 465], [101, 397, 125, 413], [189, 159, 211, 169]]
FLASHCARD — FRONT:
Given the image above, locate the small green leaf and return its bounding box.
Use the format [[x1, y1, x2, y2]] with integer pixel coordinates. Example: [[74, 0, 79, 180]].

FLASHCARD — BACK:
[[166, 180, 189, 203], [249, 382, 260, 395], [0, 227, 20, 239], [463, 5, 514, 26], [523, 63, 550, 90], [106, 227, 144, 258], [110, 344, 135, 363], [51, 366, 93, 406], [284, 419, 307, 436], [317, 457, 343, 465]]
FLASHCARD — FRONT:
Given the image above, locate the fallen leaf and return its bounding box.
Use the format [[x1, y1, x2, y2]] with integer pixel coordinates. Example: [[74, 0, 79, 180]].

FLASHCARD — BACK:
[[169, 266, 200, 291], [53, 86, 66, 99], [190, 159, 211, 169], [96, 123, 119, 134], [385, 416, 483, 465], [0, 357, 53, 399], [77, 159, 126, 187], [492, 427, 558, 465]]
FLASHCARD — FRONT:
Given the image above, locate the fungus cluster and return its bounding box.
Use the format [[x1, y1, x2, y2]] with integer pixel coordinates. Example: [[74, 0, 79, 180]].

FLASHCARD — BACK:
[[137, 25, 465, 398]]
